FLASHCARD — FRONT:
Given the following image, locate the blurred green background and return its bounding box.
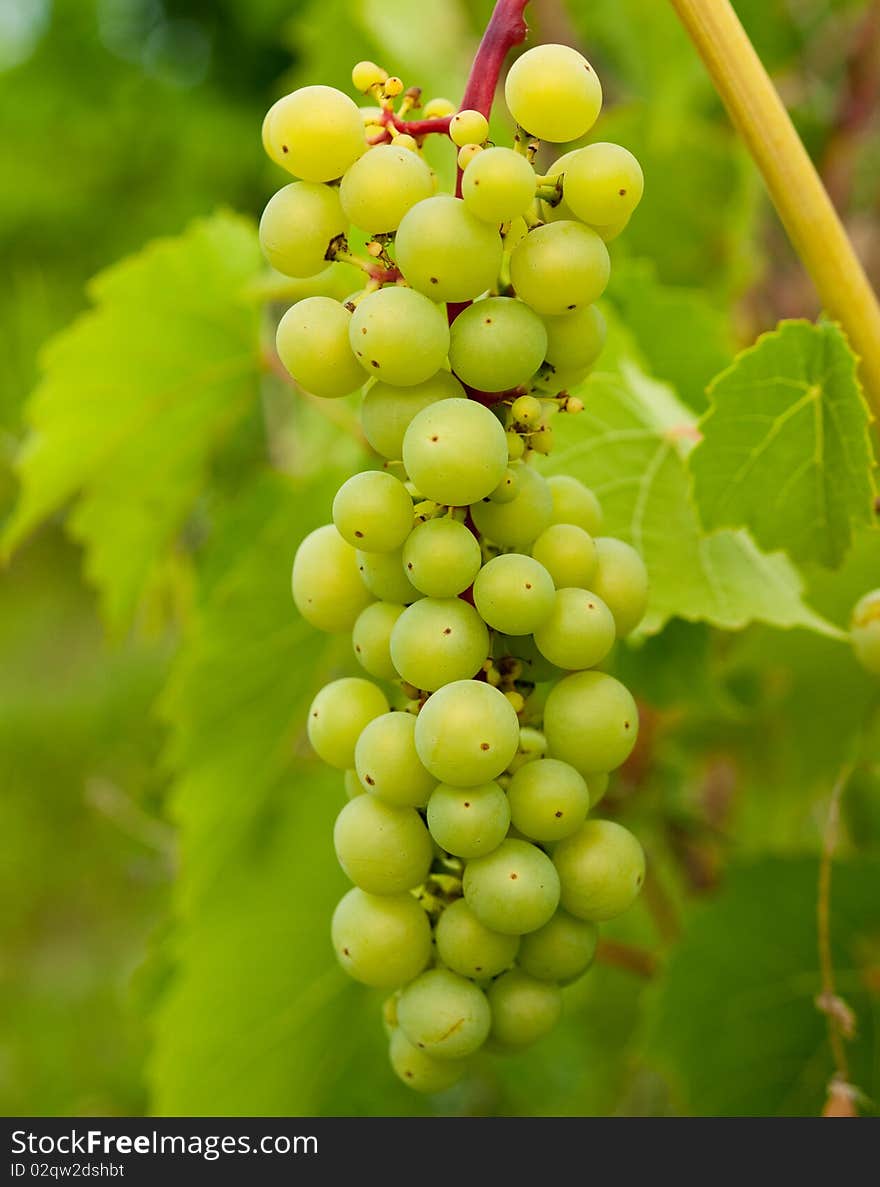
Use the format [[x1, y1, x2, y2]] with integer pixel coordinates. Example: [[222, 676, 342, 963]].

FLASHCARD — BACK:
[[1, 0, 879, 1118]]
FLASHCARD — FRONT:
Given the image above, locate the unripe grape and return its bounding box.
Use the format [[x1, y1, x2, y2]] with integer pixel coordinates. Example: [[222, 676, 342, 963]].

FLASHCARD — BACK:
[[331, 887, 431, 987], [517, 910, 598, 984], [588, 771, 609, 808], [351, 60, 387, 92], [462, 147, 537, 224], [357, 547, 419, 603], [307, 677, 389, 769], [504, 44, 602, 142], [262, 85, 365, 181], [487, 970, 562, 1048], [390, 597, 490, 691], [435, 898, 519, 980], [394, 133, 419, 153], [340, 143, 434, 233], [397, 968, 491, 1059], [506, 431, 525, 461], [471, 461, 553, 548], [423, 97, 456, 119], [402, 517, 482, 597], [403, 398, 509, 507], [292, 524, 373, 632], [276, 297, 365, 398], [531, 523, 598, 589], [463, 839, 560, 935], [383, 76, 404, 98], [259, 182, 346, 278], [473, 553, 556, 636], [427, 781, 511, 858], [547, 475, 604, 534], [355, 711, 436, 808], [561, 143, 645, 226], [415, 680, 520, 786], [332, 470, 414, 553], [507, 758, 589, 842], [509, 394, 543, 427], [552, 819, 645, 921], [457, 143, 483, 170], [449, 297, 548, 393], [349, 286, 450, 387], [543, 305, 607, 374], [361, 371, 465, 459], [389, 1027, 467, 1093], [352, 601, 405, 680], [510, 221, 610, 315], [533, 587, 616, 670], [396, 195, 503, 303], [449, 109, 489, 146], [333, 795, 433, 894], [544, 670, 638, 774], [851, 589, 880, 675], [591, 537, 649, 636]]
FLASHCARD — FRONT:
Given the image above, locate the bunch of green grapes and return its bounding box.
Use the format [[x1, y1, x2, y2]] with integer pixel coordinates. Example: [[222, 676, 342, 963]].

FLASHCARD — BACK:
[[262, 43, 650, 1094]]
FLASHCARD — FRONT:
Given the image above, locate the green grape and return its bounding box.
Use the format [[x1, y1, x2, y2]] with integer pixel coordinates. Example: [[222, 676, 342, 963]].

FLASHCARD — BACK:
[[472, 553, 555, 636], [510, 222, 610, 316], [426, 781, 510, 858], [415, 680, 520, 786], [531, 524, 598, 590], [470, 461, 553, 549], [504, 44, 602, 142], [339, 143, 434, 232], [307, 677, 389, 769], [331, 887, 431, 987], [349, 286, 450, 387], [259, 183, 346, 278], [343, 769, 365, 799], [333, 794, 433, 893], [448, 298, 548, 393], [276, 297, 365, 399], [397, 967, 491, 1059], [507, 758, 589, 842], [544, 670, 638, 774], [355, 711, 436, 808], [488, 468, 519, 503], [395, 195, 503, 303], [402, 518, 482, 597], [561, 143, 644, 226], [292, 524, 373, 632], [462, 839, 560, 935], [332, 470, 414, 553], [449, 109, 489, 147], [851, 589, 880, 675], [552, 819, 645, 921], [542, 305, 607, 374], [352, 601, 404, 680], [262, 85, 366, 181], [357, 547, 419, 603], [547, 475, 604, 535], [361, 372, 466, 459], [506, 726, 549, 775], [591, 537, 649, 636], [533, 588, 616, 670], [487, 970, 562, 1048], [390, 597, 489, 691], [389, 1027, 467, 1093], [517, 910, 598, 983], [588, 771, 609, 808], [434, 898, 520, 980], [462, 147, 537, 224], [533, 361, 592, 395], [403, 398, 509, 507]]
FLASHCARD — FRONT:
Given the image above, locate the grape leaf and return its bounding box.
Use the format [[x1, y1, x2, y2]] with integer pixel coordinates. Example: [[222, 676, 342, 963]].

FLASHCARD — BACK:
[[644, 857, 880, 1116], [3, 213, 263, 633], [547, 360, 841, 638], [689, 320, 877, 569]]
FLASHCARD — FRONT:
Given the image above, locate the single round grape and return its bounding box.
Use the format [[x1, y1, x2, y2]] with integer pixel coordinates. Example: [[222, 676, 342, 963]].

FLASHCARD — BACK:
[[531, 524, 598, 590], [415, 680, 520, 786], [449, 109, 489, 147], [339, 143, 434, 232], [434, 899, 519, 981], [517, 910, 598, 983], [553, 819, 645, 921], [470, 462, 553, 549], [333, 795, 433, 893], [403, 398, 509, 507], [275, 297, 364, 399], [591, 537, 649, 636], [543, 305, 607, 374], [544, 671, 638, 774], [357, 547, 419, 603], [259, 182, 346, 278], [352, 601, 404, 680], [427, 781, 510, 858], [390, 598, 489, 692], [389, 1027, 467, 1093], [588, 771, 610, 808], [263, 85, 365, 181], [463, 839, 560, 935], [562, 143, 645, 226], [361, 372, 465, 459], [395, 195, 503, 303], [448, 297, 548, 393], [462, 147, 537, 224], [533, 588, 616, 671], [307, 677, 389, 769], [343, 768, 365, 799], [487, 969, 562, 1047], [331, 887, 431, 987], [547, 475, 604, 535], [423, 97, 456, 119], [504, 44, 602, 142], [488, 468, 519, 504], [851, 589, 880, 676], [355, 711, 436, 807], [507, 758, 589, 842], [351, 60, 387, 92], [332, 470, 414, 553], [506, 726, 549, 776], [511, 222, 610, 316], [472, 553, 555, 636], [349, 286, 450, 387], [292, 524, 373, 632], [397, 968, 491, 1060], [402, 518, 482, 598]]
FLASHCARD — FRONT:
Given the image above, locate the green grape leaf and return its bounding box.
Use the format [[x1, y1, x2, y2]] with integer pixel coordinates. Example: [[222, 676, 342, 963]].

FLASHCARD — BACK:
[[547, 360, 841, 638], [644, 857, 880, 1116], [3, 213, 263, 633], [689, 320, 877, 569]]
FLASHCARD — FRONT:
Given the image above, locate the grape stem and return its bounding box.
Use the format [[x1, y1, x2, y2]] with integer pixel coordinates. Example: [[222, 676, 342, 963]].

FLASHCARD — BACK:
[[369, 112, 454, 145]]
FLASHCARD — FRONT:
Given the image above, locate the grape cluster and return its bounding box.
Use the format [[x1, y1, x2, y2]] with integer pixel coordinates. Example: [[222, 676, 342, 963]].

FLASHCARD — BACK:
[[262, 44, 649, 1093]]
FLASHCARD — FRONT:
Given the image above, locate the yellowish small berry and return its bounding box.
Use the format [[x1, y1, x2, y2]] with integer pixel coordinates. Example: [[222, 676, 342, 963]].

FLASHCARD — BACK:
[[384, 76, 405, 98], [394, 133, 419, 152], [457, 143, 483, 170], [352, 61, 387, 92], [449, 109, 489, 147], [510, 394, 543, 427], [423, 97, 456, 119], [504, 690, 526, 714], [506, 430, 525, 461]]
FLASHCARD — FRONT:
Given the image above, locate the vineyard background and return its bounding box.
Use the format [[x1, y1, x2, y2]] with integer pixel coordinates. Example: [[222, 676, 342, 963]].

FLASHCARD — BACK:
[[2, 0, 879, 1117]]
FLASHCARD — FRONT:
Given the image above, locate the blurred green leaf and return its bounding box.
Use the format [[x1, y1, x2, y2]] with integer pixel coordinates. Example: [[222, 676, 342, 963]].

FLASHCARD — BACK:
[[690, 321, 877, 568], [645, 857, 880, 1115], [3, 214, 263, 632]]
